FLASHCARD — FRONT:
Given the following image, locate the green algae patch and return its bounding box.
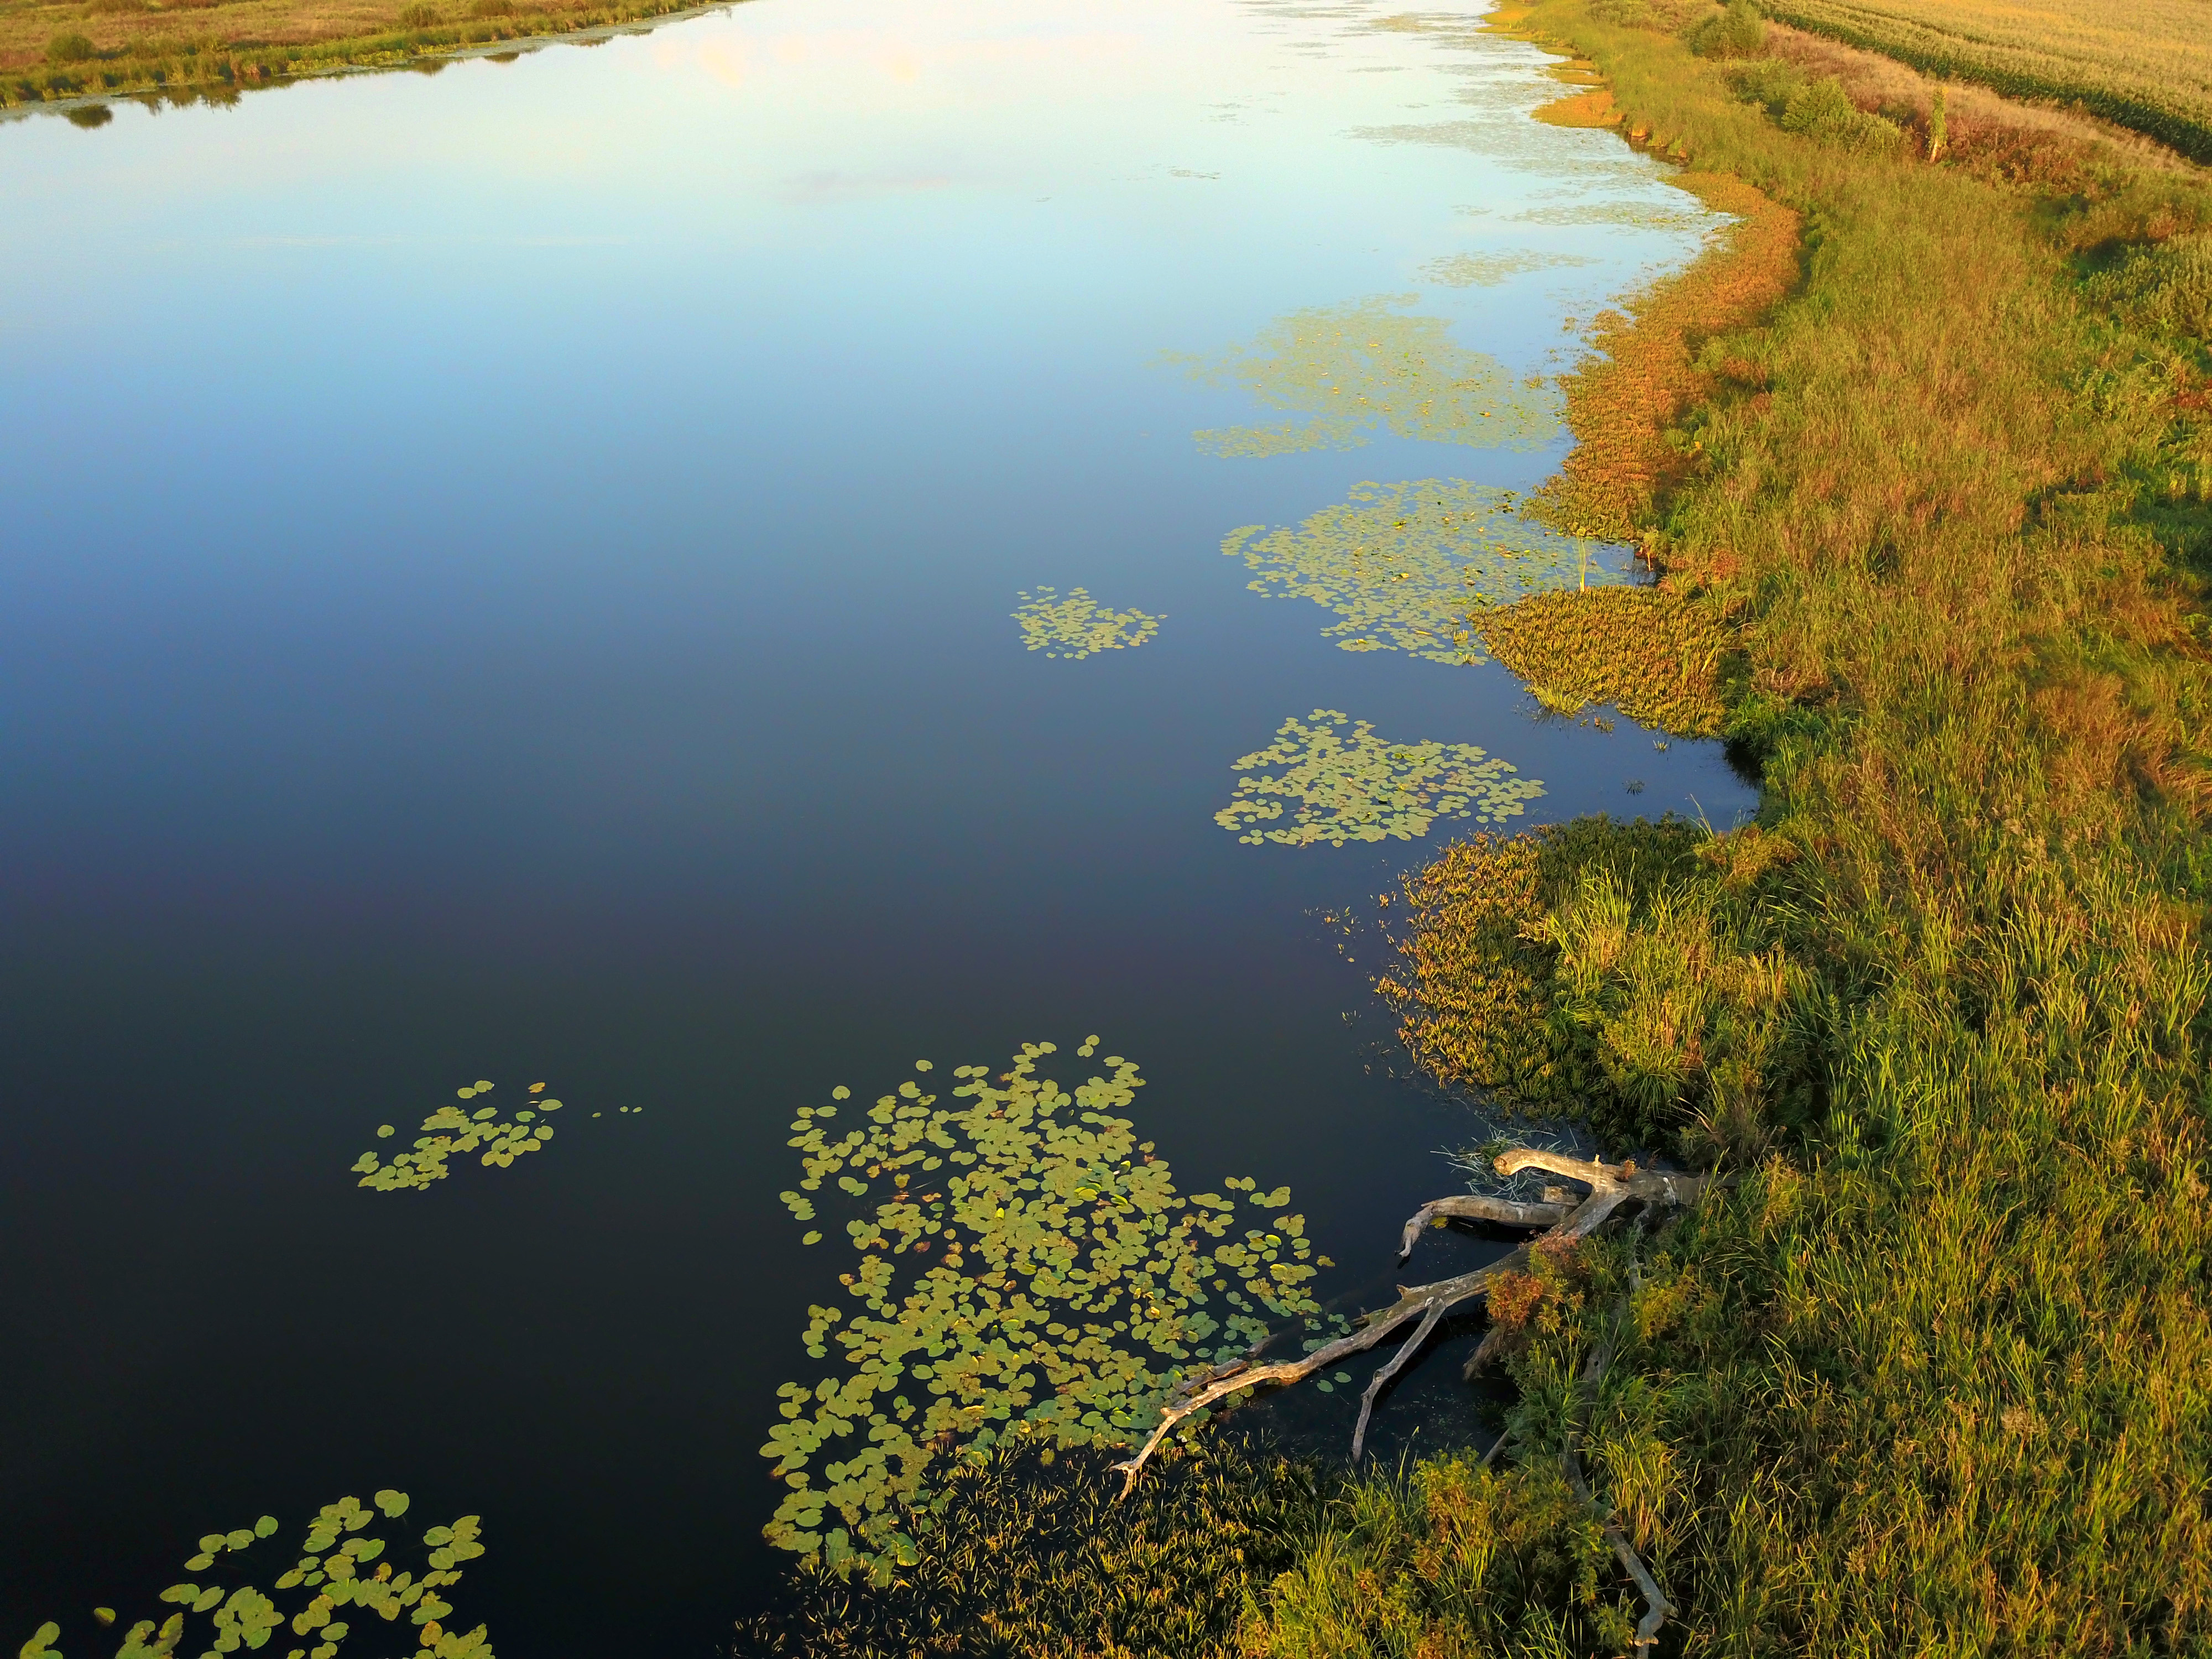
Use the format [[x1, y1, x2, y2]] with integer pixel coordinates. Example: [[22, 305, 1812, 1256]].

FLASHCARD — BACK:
[[1223, 479, 1629, 665], [1217, 711, 1543, 846], [764, 1040, 1332, 1579], [352, 1079, 570, 1191], [21, 1497, 493, 1659], [1170, 296, 1559, 457], [1012, 587, 1164, 659]]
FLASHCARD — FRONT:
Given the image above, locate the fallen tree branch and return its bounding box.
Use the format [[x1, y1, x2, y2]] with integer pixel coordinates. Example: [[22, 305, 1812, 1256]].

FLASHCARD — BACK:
[[1397, 1193, 1574, 1260], [1109, 1148, 1710, 1496], [1352, 1298, 1447, 1465], [1561, 1310, 1670, 1654]]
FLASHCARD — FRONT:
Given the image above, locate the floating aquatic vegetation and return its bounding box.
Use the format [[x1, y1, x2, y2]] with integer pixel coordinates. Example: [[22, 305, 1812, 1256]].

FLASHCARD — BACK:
[[1511, 199, 1710, 231], [1216, 711, 1543, 846], [19, 1494, 493, 1659], [1420, 250, 1599, 288], [352, 1079, 565, 1192], [1167, 296, 1557, 457], [1479, 586, 1732, 735], [1222, 480, 1630, 666], [1011, 588, 1163, 659], [765, 1040, 1335, 1579]]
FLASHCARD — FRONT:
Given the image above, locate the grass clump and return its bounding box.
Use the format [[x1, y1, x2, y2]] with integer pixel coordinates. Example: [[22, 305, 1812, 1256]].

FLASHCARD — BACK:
[[2086, 232, 2212, 343], [1477, 585, 1733, 734], [1732, 58, 1905, 154], [1377, 818, 1816, 1159], [1234, 1456, 1640, 1659], [44, 27, 91, 58], [1684, 0, 1761, 60]]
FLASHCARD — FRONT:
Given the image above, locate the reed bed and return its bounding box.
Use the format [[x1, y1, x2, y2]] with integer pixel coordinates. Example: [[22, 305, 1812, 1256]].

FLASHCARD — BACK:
[[1337, 0, 2212, 1650]]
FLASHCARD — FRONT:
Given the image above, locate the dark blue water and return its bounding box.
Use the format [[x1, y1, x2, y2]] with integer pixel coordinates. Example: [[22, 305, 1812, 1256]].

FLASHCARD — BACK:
[[0, 0, 1754, 1649]]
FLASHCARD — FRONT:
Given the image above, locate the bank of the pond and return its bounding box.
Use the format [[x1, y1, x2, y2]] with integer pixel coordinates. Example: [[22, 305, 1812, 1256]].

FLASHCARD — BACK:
[[749, 0, 2212, 1650], [1, 0, 724, 114]]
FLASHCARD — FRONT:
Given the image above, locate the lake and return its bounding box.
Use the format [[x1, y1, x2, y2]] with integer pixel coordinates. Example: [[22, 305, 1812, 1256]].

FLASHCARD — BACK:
[[0, 0, 1754, 1648]]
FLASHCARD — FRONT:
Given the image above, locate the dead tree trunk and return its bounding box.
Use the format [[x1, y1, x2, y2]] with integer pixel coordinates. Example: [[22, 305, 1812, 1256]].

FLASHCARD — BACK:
[[1109, 1148, 1707, 1494]]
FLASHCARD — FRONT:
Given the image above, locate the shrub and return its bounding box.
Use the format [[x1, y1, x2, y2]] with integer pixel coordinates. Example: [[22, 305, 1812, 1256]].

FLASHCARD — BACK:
[[46, 30, 97, 62], [1739, 69, 1906, 153], [1687, 0, 1765, 59]]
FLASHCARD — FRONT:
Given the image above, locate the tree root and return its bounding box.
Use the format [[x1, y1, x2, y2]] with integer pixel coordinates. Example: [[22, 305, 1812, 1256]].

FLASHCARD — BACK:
[[1108, 1148, 1708, 1496]]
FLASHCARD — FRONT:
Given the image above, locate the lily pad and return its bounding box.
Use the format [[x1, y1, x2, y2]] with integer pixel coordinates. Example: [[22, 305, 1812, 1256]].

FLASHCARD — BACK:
[[764, 1038, 1335, 1579], [1013, 587, 1162, 660], [1221, 479, 1630, 665], [1168, 295, 1558, 457], [1215, 711, 1544, 846]]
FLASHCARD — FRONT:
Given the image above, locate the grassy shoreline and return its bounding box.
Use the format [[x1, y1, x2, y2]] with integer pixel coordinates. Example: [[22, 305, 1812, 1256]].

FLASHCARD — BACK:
[[2, 0, 730, 114]]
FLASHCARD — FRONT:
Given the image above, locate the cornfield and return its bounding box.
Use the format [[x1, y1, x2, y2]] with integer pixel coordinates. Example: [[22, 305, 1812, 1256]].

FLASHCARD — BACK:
[[1762, 0, 2212, 160]]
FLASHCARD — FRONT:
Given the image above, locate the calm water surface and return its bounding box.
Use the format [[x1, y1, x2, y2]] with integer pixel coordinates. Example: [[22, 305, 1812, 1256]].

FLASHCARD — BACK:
[[0, 0, 1754, 1648]]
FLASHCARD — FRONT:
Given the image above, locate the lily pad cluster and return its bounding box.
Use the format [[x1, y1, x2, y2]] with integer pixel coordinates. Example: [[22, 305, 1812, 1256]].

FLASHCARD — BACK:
[[1420, 250, 1598, 288], [17, 1493, 493, 1659], [1222, 480, 1629, 665], [351, 1081, 562, 1192], [1168, 295, 1557, 457], [1215, 711, 1544, 846], [1011, 588, 1163, 659], [764, 1040, 1333, 1579]]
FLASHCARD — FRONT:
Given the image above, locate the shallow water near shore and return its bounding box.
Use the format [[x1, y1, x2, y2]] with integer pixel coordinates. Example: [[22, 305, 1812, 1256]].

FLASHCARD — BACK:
[[0, 0, 1754, 1648]]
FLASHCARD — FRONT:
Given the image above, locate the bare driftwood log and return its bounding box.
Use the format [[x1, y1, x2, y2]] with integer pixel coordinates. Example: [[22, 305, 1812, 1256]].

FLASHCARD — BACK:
[[1108, 1149, 1709, 1495]]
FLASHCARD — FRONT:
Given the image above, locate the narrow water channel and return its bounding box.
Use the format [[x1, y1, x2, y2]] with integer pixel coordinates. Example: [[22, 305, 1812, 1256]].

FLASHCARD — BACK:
[[0, 0, 1755, 1648]]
